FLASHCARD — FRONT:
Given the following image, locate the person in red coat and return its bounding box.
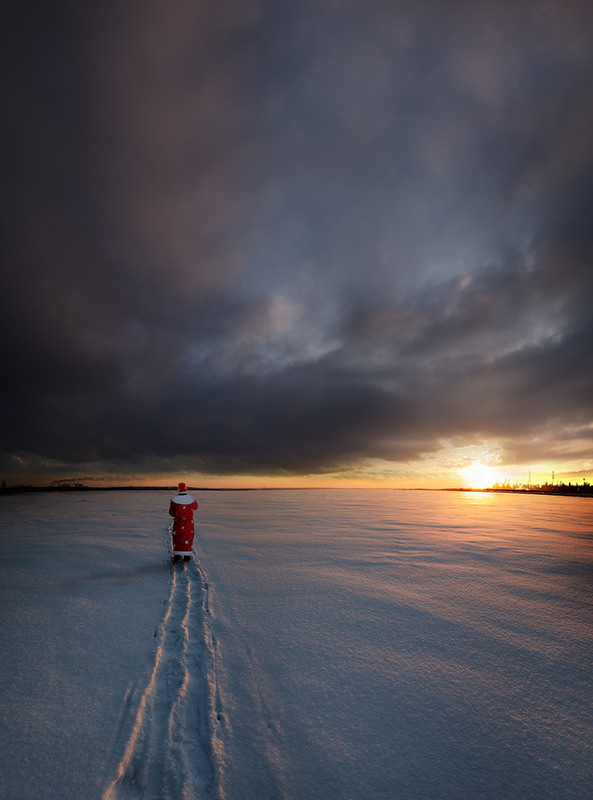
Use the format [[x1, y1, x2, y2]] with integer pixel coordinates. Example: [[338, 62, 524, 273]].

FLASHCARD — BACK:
[[169, 482, 198, 562]]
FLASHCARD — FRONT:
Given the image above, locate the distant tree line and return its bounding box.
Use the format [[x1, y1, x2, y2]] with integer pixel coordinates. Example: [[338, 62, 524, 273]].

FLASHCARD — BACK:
[[490, 478, 592, 497]]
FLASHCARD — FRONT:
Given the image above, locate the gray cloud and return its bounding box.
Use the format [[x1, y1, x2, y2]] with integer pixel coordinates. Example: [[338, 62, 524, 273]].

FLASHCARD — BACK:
[[1, 0, 592, 482]]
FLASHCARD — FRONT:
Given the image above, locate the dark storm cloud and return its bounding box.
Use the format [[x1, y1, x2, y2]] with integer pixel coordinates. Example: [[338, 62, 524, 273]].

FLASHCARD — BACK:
[[1, 0, 592, 480]]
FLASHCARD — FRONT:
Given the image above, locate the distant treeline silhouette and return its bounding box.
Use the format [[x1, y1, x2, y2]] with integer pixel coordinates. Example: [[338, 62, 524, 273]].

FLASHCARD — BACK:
[[488, 479, 592, 497]]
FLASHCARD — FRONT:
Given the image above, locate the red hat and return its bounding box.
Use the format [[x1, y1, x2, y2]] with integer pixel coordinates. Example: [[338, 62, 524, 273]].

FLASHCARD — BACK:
[[178, 482, 187, 493]]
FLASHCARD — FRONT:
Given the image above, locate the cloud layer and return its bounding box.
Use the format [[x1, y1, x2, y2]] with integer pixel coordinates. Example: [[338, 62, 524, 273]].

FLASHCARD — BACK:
[[1, 0, 592, 482]]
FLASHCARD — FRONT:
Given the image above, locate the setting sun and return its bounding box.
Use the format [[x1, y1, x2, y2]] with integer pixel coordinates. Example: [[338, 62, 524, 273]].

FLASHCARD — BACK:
[[461, 462, 497, 489]]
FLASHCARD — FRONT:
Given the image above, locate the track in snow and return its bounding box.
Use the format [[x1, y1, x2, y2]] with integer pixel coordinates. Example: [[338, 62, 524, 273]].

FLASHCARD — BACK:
[[103, 554, 224, 800]]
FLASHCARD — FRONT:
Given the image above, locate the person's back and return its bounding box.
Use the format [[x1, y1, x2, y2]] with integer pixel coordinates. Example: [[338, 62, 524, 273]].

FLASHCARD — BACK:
[[169, 482, 198, 562]]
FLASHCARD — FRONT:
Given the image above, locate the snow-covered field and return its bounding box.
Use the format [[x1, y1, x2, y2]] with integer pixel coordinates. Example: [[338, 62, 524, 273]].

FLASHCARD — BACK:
[[0, 489, 591, 800]]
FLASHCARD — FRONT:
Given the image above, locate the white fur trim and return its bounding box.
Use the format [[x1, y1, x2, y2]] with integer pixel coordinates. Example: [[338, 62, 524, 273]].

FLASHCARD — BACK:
[[171, 494, 196, 505], [173, 549, 193, 556]]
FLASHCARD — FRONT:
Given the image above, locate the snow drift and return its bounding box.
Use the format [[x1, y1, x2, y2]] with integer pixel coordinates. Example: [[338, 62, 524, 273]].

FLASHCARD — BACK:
[[0, 489, 591, 800]]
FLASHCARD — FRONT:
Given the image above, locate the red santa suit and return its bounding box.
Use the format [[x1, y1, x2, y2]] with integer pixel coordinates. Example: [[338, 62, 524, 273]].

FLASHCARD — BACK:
[[169, 483, 198, 558]]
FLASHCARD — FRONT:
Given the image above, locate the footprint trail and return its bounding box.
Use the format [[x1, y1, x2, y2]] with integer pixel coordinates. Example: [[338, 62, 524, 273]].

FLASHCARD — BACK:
[[103, 557, 224, 800]]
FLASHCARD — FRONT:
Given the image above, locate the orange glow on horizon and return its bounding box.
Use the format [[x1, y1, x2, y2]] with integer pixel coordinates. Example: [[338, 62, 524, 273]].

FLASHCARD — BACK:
[[5, 456, 590, 491], [460, 462, 498, 489]]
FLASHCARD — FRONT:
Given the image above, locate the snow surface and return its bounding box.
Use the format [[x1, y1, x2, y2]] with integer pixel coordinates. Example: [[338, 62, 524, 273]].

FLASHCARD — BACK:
[[0, 489, 592, 800]]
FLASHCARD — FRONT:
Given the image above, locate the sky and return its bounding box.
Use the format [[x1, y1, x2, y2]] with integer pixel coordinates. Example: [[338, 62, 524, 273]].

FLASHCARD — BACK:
[[1, 0, 592, 489]]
